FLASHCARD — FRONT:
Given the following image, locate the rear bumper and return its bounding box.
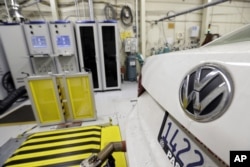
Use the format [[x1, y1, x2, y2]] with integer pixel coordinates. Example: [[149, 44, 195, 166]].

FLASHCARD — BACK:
[[125, 92, 228, 167], [125, 92, 171, 167]]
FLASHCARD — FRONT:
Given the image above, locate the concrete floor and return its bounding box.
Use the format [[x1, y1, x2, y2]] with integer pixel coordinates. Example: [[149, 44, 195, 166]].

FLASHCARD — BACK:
[[0, 81, 138, 147]]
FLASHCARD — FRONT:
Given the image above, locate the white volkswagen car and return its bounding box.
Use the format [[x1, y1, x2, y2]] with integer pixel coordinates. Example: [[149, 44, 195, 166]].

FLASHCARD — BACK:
[[126, 24, 250, 167]]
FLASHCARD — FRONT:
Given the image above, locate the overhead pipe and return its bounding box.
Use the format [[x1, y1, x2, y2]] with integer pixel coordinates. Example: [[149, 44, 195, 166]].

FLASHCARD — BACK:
[[155, 0, 229, 24]]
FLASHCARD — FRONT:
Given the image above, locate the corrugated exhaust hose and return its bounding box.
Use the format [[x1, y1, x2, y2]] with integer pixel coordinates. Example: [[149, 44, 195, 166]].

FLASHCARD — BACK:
[[0, 86, 27, 114]]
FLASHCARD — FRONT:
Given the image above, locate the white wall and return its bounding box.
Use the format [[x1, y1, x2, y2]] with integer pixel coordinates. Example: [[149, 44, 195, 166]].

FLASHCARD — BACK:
[[145, 0, 203, 56], [0, 0, 250, 62], [144, 0, 250, 56], [209, 1, 250, 35]]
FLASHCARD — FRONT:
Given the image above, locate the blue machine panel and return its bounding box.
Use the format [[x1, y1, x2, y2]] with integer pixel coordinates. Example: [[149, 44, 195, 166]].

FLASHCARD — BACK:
[[32, 36, 47, 48], [56, 35, 71, 48]]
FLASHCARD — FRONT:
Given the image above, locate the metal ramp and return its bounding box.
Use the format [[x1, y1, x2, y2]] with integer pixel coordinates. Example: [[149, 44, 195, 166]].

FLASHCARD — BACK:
[[2, 125, 127, 167]]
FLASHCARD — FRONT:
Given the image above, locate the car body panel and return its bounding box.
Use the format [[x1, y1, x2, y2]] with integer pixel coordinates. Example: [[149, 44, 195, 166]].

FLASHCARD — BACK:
[[126, 93, 170, 167], [126, 92, 226, 167], [126, 24, 250, 166]]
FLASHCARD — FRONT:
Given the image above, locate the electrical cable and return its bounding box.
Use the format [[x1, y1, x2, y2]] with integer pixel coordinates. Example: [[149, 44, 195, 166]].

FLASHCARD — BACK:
[[19, 0, 32, 6], [104, 3, 116, 20], [21, 0, 39, 8], [35, 0, 46, 21], [120, 5, 133, 27], [161, 22, 167, 45]]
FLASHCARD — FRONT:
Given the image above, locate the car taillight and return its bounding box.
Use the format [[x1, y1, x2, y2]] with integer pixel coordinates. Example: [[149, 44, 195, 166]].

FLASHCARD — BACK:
[[138, 74, 145, 97]]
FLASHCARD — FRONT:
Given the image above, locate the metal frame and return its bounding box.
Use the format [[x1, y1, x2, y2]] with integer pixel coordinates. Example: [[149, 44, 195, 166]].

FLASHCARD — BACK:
[[25, 72, 96, 126], [23, 22, 57, 75], [62, 72, 97, 121], [0, 40, 9, 99], [97, 22, 121, 90], [0, 24, 33, 88], [23, 22, 53, 55], [55, 74, 72, 122], [25, 75, 65, 126], [30, 56, 57, 74], [49, 21, 79, 73]]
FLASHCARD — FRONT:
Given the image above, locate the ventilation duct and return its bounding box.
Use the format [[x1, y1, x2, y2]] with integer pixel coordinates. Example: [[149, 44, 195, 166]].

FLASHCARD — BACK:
[[6, 0, 25, 22]]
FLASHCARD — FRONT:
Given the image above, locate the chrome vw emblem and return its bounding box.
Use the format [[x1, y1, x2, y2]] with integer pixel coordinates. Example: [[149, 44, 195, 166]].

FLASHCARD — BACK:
[[180, 64, 233, 122]]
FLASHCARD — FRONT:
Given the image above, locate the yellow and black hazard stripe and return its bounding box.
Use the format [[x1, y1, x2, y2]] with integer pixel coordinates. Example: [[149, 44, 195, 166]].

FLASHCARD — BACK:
[[3, 126, 102, 167], [57, 84, 65, 113]]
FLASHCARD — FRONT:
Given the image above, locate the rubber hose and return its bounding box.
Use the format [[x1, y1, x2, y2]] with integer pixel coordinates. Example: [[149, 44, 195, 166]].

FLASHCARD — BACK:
[[2, 72, 15, 93], [120, 6, 133, 27], [0, 86, 27, 114], [104, 3, 116, 20]]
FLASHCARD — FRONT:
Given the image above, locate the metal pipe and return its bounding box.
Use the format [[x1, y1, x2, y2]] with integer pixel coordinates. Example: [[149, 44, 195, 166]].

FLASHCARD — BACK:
[[156, 0, 229, 23], [3, 0, 10, 21], [97, 141, 126, 162], [80, 141, 126, 167], [81, 0, 86, 19], [135, 0, 138, 52], [74, 0, 80, 20], [49, 0, 59, 20], [140, 0, 146, 56], [7, 0, 25, 22], [88, 0, 94, 20], [9, 0, 15, 6]]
